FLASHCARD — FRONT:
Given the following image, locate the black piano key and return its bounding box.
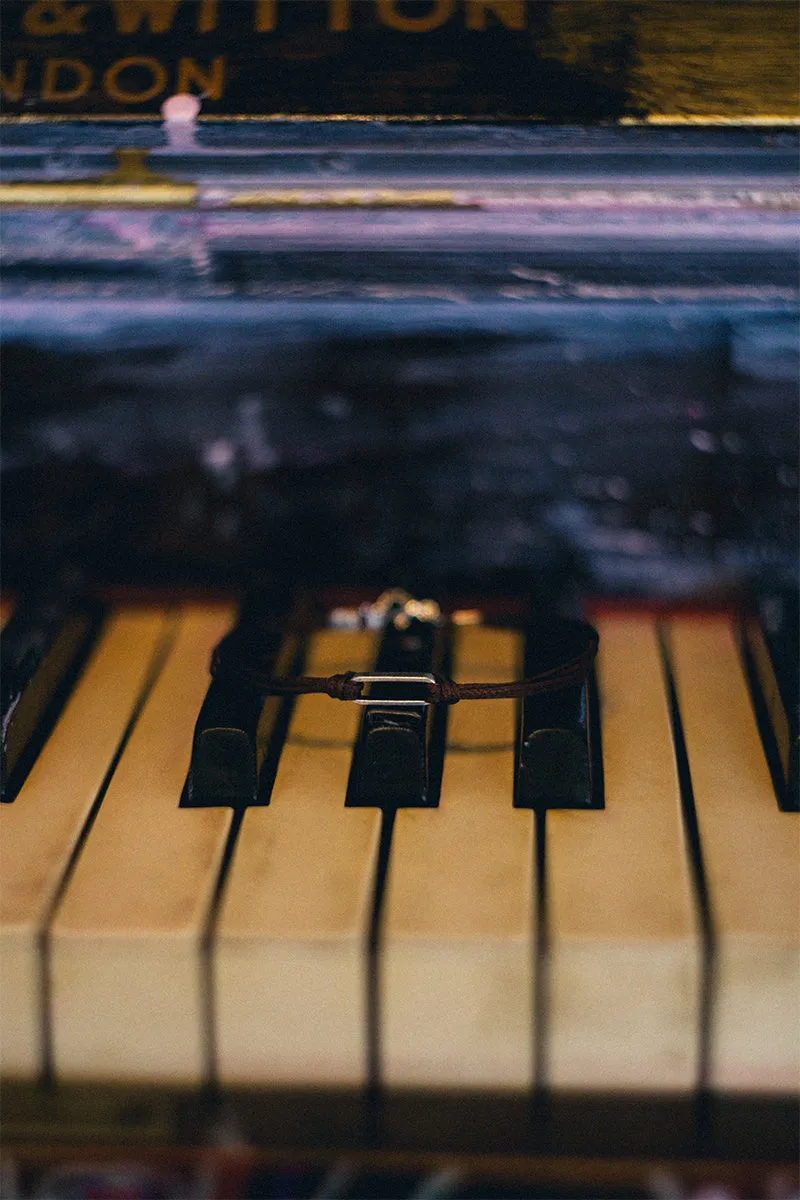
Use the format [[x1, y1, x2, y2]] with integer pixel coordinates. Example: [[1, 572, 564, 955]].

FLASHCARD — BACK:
[[186, 679, 267, 808], [348, 614, 446, 809], [1, 590, 102, 801], [515, 616, 601, 810], [185, 591, 303, 809], [740, 590, 799, 812]]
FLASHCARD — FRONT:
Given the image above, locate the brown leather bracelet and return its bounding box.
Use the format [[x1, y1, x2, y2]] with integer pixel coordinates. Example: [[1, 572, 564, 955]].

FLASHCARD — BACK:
[[210, 627, 598, 705]]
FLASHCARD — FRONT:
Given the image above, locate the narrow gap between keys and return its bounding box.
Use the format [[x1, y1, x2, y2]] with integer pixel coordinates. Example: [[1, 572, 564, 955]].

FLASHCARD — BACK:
[[366, 624, 452, 1102], [200, 636, 308, 1091], [201, 806, 245, 1095], [524, 618, 598, 1097], [532, 806, 548, 1097], [37, 606, 181, 1086], [366, 806, 397, 1107], [656, 621, 715, 1100], [511, 627, 549, 1098]]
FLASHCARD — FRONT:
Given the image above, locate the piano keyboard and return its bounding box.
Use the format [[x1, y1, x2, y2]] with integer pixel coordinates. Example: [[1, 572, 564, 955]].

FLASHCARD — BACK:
[[1, 601, 797, 1098]]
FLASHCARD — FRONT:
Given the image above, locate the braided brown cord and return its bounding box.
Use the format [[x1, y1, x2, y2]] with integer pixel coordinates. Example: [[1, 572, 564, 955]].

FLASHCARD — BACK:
[[210, 626, 598, 704]]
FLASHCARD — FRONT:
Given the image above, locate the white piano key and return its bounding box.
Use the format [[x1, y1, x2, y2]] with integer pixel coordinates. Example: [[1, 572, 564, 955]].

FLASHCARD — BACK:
[[381, 627, 534, 1089], [547, 614, 701, 1091], [668, 615, 800, 1093], [214, 630, 381, 1086], [48, 605, 236, 1084], [0, 609, 170, 1078]]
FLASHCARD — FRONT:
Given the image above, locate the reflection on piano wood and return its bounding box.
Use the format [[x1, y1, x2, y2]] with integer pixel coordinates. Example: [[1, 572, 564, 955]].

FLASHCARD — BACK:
[[0, 596, 797, 1182]]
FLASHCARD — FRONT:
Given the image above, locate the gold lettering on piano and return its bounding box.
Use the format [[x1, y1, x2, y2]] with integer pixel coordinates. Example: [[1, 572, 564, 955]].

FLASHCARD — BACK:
[[376, 0, 456, 33], [20, 0, 530, 41], [465, 0, 525, 30], [253, 0, 277, 33], [22, 1, 89, 35], [111, 0, 181, 34], [251, 0, 524, 33], [18, 55, 229, 103], [197, 0, 218, 33], [103, 55, 167, 102], [0, 60, 27, 102], [177, 54, 224, 99], [42, 56, 91, 99], [327, 0, 352, 32]]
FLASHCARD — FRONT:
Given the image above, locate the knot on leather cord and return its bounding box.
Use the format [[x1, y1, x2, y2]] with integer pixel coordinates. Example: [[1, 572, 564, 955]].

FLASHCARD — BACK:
[[325, 671, 362, 701], [431, 672, 461, 704]]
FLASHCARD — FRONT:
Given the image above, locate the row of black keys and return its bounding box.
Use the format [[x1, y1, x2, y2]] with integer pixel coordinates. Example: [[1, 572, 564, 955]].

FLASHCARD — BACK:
[[2, 588, 798, 813], [188, 599, 600, 813]]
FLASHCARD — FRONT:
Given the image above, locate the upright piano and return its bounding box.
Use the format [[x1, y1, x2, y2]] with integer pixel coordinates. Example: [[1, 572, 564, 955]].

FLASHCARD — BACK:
[[1, 3, 798, 1196]]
